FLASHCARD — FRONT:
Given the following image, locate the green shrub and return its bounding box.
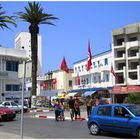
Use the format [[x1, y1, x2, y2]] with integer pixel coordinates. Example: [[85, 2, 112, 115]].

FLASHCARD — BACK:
[[126, 93, 140, 105]]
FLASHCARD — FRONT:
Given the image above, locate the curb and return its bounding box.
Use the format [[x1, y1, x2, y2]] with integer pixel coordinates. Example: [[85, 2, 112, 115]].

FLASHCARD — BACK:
[[35, 114, 86, 121], [30, 109, 49, 113]]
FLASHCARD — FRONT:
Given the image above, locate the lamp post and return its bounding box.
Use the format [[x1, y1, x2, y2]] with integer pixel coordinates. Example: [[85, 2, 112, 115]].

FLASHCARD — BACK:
[[48, 71, 53, 108], [20, 60, 26, 139]]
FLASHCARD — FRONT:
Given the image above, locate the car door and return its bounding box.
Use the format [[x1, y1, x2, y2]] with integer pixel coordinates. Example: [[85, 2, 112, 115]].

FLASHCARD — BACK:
[[96, 105, 114, 131], [112, 106, 133, 133]]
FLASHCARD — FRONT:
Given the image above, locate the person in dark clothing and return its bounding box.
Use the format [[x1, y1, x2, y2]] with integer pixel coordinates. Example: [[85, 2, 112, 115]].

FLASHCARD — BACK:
[[74, 99, 81, 120], [86, 96, 93, 117], [68, 96, 75, 121]]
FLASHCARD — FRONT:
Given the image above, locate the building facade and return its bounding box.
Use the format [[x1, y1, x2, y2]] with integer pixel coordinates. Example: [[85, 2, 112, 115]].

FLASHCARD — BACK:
[[39, 69, 73, 97], [72, 50, 113, 90], [15, 32, 42, 95], [112, 22, 140, 86], [0, 47, 29, 101], [112, 22, 140, 103], [15, 32, 42, 77]]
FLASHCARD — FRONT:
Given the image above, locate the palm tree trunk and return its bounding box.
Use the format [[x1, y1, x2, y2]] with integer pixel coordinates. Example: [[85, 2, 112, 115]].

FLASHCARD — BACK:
[[29, 24, 39, 107]]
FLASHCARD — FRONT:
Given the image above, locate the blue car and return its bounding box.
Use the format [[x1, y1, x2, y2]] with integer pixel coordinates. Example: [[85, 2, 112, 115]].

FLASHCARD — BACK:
[[87, 104, 140, 138]]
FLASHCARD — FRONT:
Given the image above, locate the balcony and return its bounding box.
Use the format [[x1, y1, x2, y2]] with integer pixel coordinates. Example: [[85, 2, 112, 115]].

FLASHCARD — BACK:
[[126, 41, 139, 49], [114, 42, 125, 49], [128, 65, 139, 72], [115, 66, 126, 73], [128, 52, 139, 60], [114, 53, 126, 61]]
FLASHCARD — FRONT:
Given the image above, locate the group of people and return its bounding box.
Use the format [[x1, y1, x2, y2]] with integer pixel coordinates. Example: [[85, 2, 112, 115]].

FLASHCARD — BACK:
[[53, 95, 110, 121], [68, 96, 81, 121]]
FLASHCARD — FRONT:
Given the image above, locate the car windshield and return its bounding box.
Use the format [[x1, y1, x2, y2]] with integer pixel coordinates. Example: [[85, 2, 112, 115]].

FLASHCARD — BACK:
[[126, 105, 140, 116]]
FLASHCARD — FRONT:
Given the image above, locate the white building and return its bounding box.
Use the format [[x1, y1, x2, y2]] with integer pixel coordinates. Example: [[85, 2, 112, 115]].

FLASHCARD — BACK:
[[15, 32, 42, 95], [15, 32, 42, 77], [0, 47, 29, 101], [111, 22, 140, 103], [112, 22, 140, 86], [72, 50, 113, 90]]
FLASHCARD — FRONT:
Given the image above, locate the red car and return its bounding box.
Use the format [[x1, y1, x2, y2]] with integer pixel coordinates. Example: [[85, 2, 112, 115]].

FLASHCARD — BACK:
[[0, 107, 16, 121]]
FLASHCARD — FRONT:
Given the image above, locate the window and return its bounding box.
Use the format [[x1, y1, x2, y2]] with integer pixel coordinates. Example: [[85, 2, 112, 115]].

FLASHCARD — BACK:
[[86, 78, 89, 84], [78, 66, 81, 72], [104, 58, 108, 65], [81, 65, 84, 71], [97, 106, 112, 116], [114, 106, 130, 118], [6, 61, 18, 72], [106, 74, 109, 82], [85, 64, 87, 70], [6, 85, 20, 91], [69, 80, 72, 87], [4, 102, 10, 106], [129, 37, 137, 42], [11, 102, 18, 106], [75, 67, 77, 73], [99, 76, 101, 83], [98, 61, 100, 67]]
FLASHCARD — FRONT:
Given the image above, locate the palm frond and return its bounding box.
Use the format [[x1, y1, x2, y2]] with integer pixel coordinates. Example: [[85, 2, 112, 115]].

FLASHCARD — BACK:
[[15, 1, 58, 26], [0, 4, 16, 29]]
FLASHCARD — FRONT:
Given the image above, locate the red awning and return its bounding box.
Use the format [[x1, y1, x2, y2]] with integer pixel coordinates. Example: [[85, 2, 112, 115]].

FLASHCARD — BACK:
[[112, 85, 140, 94]]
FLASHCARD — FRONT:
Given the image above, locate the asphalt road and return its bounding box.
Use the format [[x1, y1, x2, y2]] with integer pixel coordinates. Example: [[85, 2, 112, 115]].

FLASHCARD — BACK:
[[0, 113, 137, 139]]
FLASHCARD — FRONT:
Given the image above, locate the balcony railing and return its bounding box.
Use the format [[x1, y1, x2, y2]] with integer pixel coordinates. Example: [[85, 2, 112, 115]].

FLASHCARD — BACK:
[[114, 53, 126, 60], [114, 42, 125, 49], [126, 41, 139, 48]]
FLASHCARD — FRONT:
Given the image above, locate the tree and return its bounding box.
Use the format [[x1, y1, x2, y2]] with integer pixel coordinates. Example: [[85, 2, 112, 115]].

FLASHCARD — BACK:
[[125, 93, 140, 105], [15, 2, 58, 106], [0, 5, 16, 29]]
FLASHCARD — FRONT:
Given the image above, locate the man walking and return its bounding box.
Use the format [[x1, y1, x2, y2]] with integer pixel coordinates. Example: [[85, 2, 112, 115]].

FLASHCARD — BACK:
[[68, 96, 75, 121]]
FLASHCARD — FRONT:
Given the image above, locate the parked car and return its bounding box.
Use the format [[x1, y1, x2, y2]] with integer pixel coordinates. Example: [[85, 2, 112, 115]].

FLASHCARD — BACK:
[[0, 101, 28, 113], [0, 107, 16, 121], [87, 104, 140, 138]]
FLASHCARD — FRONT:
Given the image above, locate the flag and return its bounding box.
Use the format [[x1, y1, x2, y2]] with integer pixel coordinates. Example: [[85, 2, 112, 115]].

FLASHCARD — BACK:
[[52, 78, 57, 85], [41, 81, 46, 89], [87, 40, 92, 71], [60, 56, 69, 73], [77, 73, 80, 85], [111, 64, 118, 80]]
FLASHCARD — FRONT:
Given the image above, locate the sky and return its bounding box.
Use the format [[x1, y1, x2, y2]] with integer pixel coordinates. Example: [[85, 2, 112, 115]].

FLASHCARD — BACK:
[[0, 1, 140, 75]]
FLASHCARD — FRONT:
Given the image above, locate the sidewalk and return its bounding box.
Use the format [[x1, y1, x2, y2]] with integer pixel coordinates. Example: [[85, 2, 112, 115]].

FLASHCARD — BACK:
[[0, 131, 33, 139]]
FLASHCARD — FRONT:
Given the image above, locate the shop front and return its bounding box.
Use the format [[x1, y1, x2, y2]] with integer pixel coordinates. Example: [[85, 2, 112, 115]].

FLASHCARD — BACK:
[[111, 85, 140, 103]]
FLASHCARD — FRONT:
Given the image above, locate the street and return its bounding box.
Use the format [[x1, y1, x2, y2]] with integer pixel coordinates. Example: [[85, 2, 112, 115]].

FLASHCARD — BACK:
[[0, 112, 136, 139]]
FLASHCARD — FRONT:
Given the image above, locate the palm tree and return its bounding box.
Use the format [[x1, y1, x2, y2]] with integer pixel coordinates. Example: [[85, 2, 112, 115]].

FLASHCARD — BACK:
[[0, 5, 16, 29], [15, 2, 58, 106]]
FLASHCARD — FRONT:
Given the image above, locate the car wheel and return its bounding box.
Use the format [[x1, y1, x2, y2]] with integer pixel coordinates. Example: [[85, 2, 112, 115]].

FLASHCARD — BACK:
[[89, 123, 100, 135], [137, 128, 140, 138]]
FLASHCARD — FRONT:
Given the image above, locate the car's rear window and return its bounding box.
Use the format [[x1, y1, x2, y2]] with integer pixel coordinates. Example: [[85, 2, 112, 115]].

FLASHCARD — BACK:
[[97, 106, 112, 116]]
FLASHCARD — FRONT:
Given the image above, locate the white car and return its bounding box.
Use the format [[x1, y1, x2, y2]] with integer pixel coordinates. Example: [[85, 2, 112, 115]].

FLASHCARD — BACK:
[[0, 101, 28, 113]]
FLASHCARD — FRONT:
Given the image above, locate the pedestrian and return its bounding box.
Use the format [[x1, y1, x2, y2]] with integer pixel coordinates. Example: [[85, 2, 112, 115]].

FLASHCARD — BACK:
[[95, 98, 99, 106], [58, 101, 65, 121], [53, 99, 59, 121], [86, 96, 93, 117], [74, 98, 81, 120], [68, 96, 75, 121]]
